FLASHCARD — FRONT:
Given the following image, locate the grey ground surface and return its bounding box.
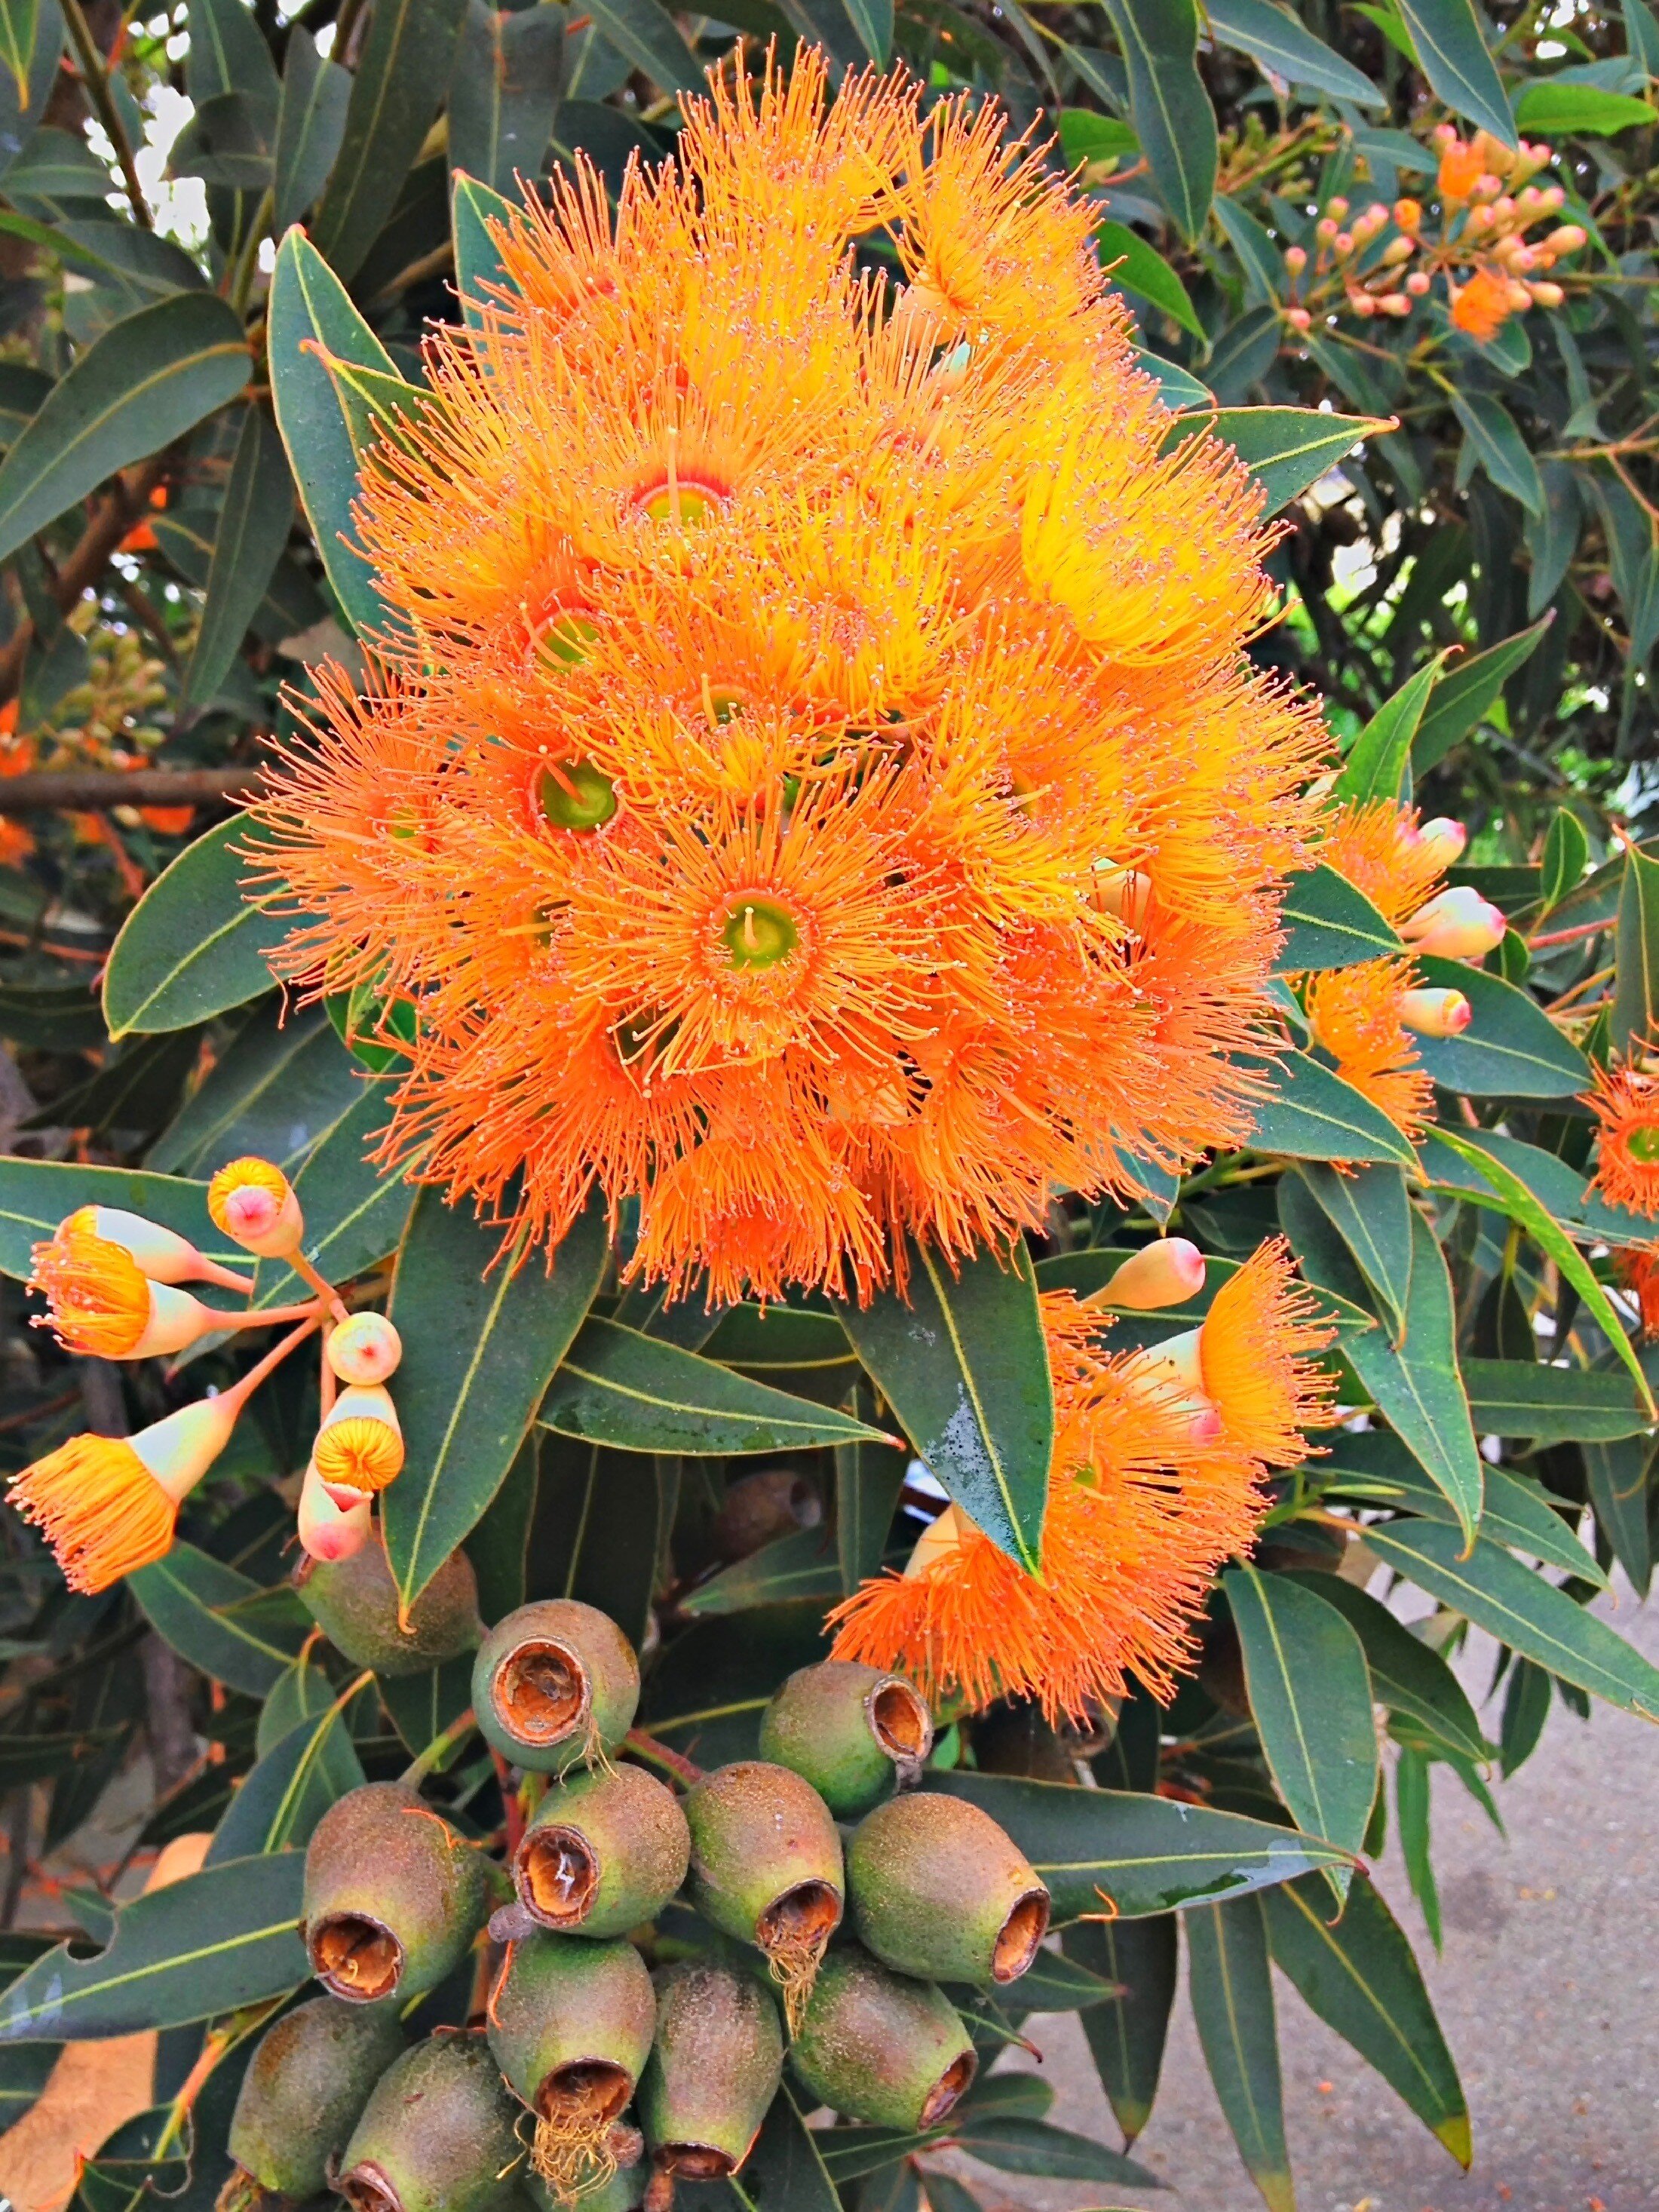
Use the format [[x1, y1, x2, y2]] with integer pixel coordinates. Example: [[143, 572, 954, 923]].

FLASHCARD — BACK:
[[964, 1578, 1659, 2212]]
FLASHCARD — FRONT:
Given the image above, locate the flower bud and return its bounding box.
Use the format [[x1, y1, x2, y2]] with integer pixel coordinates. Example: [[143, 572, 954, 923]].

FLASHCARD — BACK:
[[1380, 293, 1412, 316], [314, 1382, 406, 1493], [328, 1312, 403, 1383], [221, 1996, 405, 2207], [473, 1600, 640, 1775], [1090, 1238, 1206, 1313], [846, 1792, 1049, 1987], [514, 1762, 691, 1937], [1394, 198, 1422, 232], [1314, 215, 1338, 243], [1406, 270, 1431, 296], [296, 1528, 482, 1677], [302, 1782, 489, 2006], [758, 1661, 933, 1818], [1400, 885, 1507, 959], [1286, 306, 1313, 332], [1546, 224, 1586, 253], [1326, 195, 1350, 220], [1414, 816, 1468, 867], [1283, 244, 1307, 275], [298, 1456, 373, 1563], [59, 1205, 250, 1292], [1381, 235, 1414, 265], [789, 1947, 975, 2131], [489, 1932, 656, 2196], [639, 1964, 783, 2193], [338, 2030, 525, 2212], [1399, 987, 1472, 1038], [207, 1158, 304, 1260], [1529, 280, 1565, 307], [684, 1762, 844, 2027]]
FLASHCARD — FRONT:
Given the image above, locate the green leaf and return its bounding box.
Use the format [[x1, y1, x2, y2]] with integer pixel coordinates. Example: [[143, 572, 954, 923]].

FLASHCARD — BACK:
[[1394, 0, 1516, 146], [679, 1524, 845, 1617], [379, 1652, 474, 1759], [743, 2086, 843, 2212], [950, 2115, 1158, 2187], [448, 0, 563, 197], [1461, 1358, 1647, 1445], [464, 1433, 539, 1621], [1102, 0, 1216, 241], [1450, 391, 1543, 514], [1421, 1124, 1653, 1416], [638, 1603, 830, 1766], [1240, 1048, 1418, 1169], [1224, 1566, 1379, 1890], [127, 1545, 308, 1700], [925, 1773, 1354, 1921], [1292, 1162, 1413, 1341], [1133, 345, 1210, 407], [540, 1316, 890, 1456], [1210, 201, 1284, 309], [701, 1303, 854, 1376], [1058, 109, 1140, 166], [308, 0, 468, 282], [1204, 0, 1384, 103], [187, 0, 281, 117], [383, 1189, 608, 1610], [1540, 808, 1590, 916], [0, 1853, 306, 2040], [147, 1002, 361, 1180], [1513, 80, 1654, 135], [1063, 1915, 1176, 2145], [452, 170, 515, 327], [1410, 616, 1553, 774], [1273, 863, 1404, 972], [1584, 1434, 1654, 1596], [531, 1441, 675, 1651], [0, 0, 62, 164], [839, 1239, 1053, 1574], [1173, 407, 1388, 515], [1366, 1520, 1659, 1720], [836, 1391, 909, 1594], [183, 403, 294, 709], [0, 293, 247, 566], [1410, 956, 1590, 1098], [103, 816, 287, 1037], [273, 24, 351, 233], [581, 0, 700, 88], [1262, 1872, 1470, 2165], [1611, 843, 1659, 1063], [1185, 1896, 1293, 2212], [1323, 1429, 1605, 1585], [267, 225, 396, 637], [1004, 1942, 1125, 2011], [1283, 1572, 1486, 1763], [1094, 219, 1203, 336], [249, 1082, 415, 1308], [838, 0, 892, 66], [207, 1699, 366, 1863], [1335, 658, 1444, 805], [170, 87, 274, 189], [0, 1158, 242, 1281]]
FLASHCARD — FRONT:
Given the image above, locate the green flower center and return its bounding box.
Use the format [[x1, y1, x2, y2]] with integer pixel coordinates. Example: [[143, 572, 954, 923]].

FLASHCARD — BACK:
[[535, 760, 618, 833], [638, 477, 723, 528], [722, 898, 799, 971], [1628, 1122, 1659, 1164]]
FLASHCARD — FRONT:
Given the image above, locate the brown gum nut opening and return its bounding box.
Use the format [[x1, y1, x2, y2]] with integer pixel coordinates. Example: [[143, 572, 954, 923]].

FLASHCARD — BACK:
[[658, 2146, 736, 2181], [539, 2058, 634, 2128], [310, 1914, 404, 2003], [992, 1890, 1052, 1983], [340, 2164, 402, 2212], [495, 1637, 590, 1746], [918, 2051, 977, 2130], [755, 1879, 842, 1958], [868, 1680, 931, 1764], [517, 1827, 599, 1925]]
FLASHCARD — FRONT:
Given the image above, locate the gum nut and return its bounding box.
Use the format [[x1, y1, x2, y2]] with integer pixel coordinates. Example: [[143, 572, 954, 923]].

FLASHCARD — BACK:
[[847, 1791, 1050, 1987], [789, 1947, 976, 2131], [473, 1599, 639, 1775], [296, 1529, 482, 1677], [639, 1963, 784, 2185], [225, 1996, 406, 2202], [710, 1468, 823, 1561], [302, 1782, 489, 2007], [486, 1929, 655, 2121], [336, 2031, 526, 2212], [328, 1312, 404, 1384], [757, 1661, 934, 1818], [514, 1762, 691, 1936], [682, 1762, 844, 1956]]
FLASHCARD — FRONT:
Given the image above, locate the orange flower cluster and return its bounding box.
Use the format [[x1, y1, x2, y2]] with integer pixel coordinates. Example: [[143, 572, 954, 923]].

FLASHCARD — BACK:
[[829, 1241, 1335, 1721], [1588, 1058, 1659, 1219], [256, 53, 1326, 1304]]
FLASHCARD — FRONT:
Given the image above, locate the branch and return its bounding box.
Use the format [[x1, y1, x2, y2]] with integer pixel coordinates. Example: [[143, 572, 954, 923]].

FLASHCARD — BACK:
[[0, 450, 173, 709], [60, 0, 152, 230], [0, 763, 268, 813]]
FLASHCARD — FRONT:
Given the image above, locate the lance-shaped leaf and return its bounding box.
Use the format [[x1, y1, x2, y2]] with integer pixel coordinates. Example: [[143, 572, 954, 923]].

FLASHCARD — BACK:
[[183, 403, 294, 708], [532, 1437, 676, 1650], [1611, 842, 1659, 1063], [383, 1189, 608, 1609], [268, 227, 396, 637], [679, 1525, 847, 1617], [0, 1158, 238, 1281], [0, 291, 247, 566], [274, 24, 350, 231], [1263, 1873, 1470, 2167], [1186, 1896, 1293, 2212], [1168, 407, 1388, 515], [1283, 1572, 1486, 1763], [452, 170, 517, 327], [1096, 219, 1203, 336], [1515, 80, 1655, 135], [1063, 1914, 1177, 2146], [1451, 391, 1543, 513], [540, 1316, 891, 1456], [1323, 1428, 1606, 1586], [1291, 1161, 1413, 1342], [1240, 1048, 1418, 1170], [128, 1545, 308, 1701], [1335, 657, 1445, 806], [1223, 1566, 1379, 1896], [250, 1083, 416, 1308], [1205, 0, 1383, 103], [1273, 863, 1403, 973], [0, 0, 63, 168], [1540, 808, 1590, 917], [582, 0, 701, 87], [1584, 1434, 1654, 1597], [148, 1002, 361, 1180], [924, 1773, 1352, 1921], [839, 1238, 1052, 1572], [0, 1853, 307, 2040], [207, 1698, 366, 1864], [1394, 0, 1517, 147], [1411, 616, 1552, 775], [836, 1388, 909, 1594], [103, 816, 286, 1037], [1409, 956, 1589, 1098], [1102, 0, 1216, 241], [637, 1603, 831, 1767], [1366, 1520, 1659, 1722], [449, 0, 563, 197]]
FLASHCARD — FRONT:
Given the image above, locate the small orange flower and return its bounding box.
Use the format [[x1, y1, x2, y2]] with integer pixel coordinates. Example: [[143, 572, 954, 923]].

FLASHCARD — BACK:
[[1438, 139, 1485, 201], [1587, 1060, 1659, 1217], [1305, 958, 1436, 1143], [1618, 1245, 1659, 1336], [31, 1225, 161, 1358], [8, 1397, 239, 1593], [1450, 268, 1513, 342]]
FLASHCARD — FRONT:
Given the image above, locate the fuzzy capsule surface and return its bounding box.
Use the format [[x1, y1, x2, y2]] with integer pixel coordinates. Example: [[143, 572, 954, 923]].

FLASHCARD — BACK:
[[847, 1791, 1050, 1987], [514, 1761, 690, 1937], [789, 1946, 977, 2131], [337, 2030, 525, 2212], [758, 1661, 933, 1818], [639, 1962, 784, 2183], [488, 1929, 656, 2119], [302, 1781, 489, 2005], [473, 1598, 639, 1775], [297, 1530, 482, 1678], [683, 1760, 845, 1955], [225, 1994, 406, 2201]]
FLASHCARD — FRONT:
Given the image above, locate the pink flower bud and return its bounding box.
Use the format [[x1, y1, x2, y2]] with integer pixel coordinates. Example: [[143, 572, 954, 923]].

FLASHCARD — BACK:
[[1401, 885, 1507, 959], [1283, 244, 1308, 275], [1467, 204, 1494, 233], [1348, 290, 1377, 317], [1095, 1238, 1207, 1312], [1334, 231, 1355, 256], [1406, 270, 1432, 296], [1286, 305, 1314, 331], [1381, 235, 1414, 265], [1529, 281, 1565, 308], [327, 1312, 403, 1384], [1381, 293, 1412, 316], [298, 1457, 373, 1562], [1547, 224, 1587, 253], [1415, 817, 1468, 867], [1399, 988, 1472, 1038], [1327, 195, 1350, 220], [1316, 216, 1339, 243]]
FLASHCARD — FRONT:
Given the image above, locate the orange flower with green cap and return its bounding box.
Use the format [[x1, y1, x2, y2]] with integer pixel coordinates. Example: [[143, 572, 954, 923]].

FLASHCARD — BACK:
[[1587, 1058, 1659, 1218]]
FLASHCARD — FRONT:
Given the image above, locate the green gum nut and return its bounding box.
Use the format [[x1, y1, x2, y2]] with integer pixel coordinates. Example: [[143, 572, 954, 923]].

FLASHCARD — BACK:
[[523, 2149, 644, 2212], [847, 1792, 1050, 1988], [789, 1947, 976, 2131], [296, 1530, 482, 1679], [639, 1962, 784, 2189], [758, 1661, 934, 1818], [222, 1996, 405, 2204], [487, 1931, 656, 2128], [473, 1600, 639, 1776], [514, 1763, 690, 1937], [337, 2030, 526, 2212], [684, 1761, 844, 1961], [302, 1782, 489, 2006]]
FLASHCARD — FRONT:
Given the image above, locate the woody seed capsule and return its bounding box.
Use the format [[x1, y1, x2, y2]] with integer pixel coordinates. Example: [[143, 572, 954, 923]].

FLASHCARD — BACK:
[[514, 1761, 691, 1937], [489, 1931, 656, 2195], [337, 2030, 525, 2212], [639, 1963, 784, 2192], [683, 1761, 844, 2026], [219, 1996, 405, 2209], [758, 1660, 934, 1818], [296, 1529, 482, 1677], [847, 1791, 1050, 1986], [473, 1599, 639, 1775], [789, 1946, 976, 2130], [302, 1781, 489, 2006]]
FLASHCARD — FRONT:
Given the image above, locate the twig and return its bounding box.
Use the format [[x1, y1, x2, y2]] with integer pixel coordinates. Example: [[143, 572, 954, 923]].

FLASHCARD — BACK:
[[624, 1729, 704, 1789], [60, 0, 152, 229], [1529, 915, 1609, 950], [0, 763, 268, 813]]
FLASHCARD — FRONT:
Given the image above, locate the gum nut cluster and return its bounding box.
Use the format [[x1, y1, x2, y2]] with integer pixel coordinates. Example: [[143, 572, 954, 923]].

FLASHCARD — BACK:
[[252, 48, 1329, 1308], [230, 1631, 1055, 2211]]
